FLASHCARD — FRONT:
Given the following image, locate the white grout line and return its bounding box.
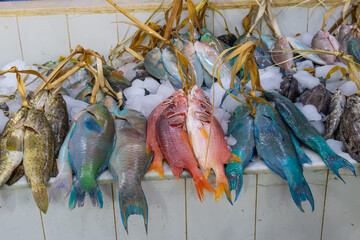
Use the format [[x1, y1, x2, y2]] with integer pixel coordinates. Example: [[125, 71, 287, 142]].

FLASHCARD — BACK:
[[184, 178, 188, 240], [254, 174, 258, 240], [66, 14, 72, 52], [111, 183, 118, 240], [320, 170, 329, 240]]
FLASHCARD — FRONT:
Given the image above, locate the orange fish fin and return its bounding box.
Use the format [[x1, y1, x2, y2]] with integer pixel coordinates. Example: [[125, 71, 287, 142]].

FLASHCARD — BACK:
[[228, 153, 242, 163], [146, 153, 164, 178], [145, 143, 153, 154], [188, 167, 215, 202], [200, 128, 209, 139], [214, 171, 232, 204], [170, 166, 183, 180], [189, 135, 193, 149], [181, 130, 188, 142], [200, 166, 211, 179]]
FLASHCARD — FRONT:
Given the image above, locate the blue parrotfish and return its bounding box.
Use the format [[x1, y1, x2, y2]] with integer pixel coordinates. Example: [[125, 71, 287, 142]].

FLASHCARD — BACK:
[[254, 102, 314, 212], [68, 104, 115, 209], [264, 91, 356, 181], [109, 109, 152, 233]]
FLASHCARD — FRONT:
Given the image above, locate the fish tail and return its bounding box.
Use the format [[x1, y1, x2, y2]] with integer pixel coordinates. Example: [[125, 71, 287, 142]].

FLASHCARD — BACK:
[[320, 149, 356, 183], [69, 181, 86, 209], [225, 162, 244, 203], [146, 153, 164, 178], [49, 171, 73, 200], [88, 184, 103, 208], [118, 184, 148, 234], [214, 170, 232, 205], [188, 167, 215, 202], [288, 180, 314, 212], [32, 183, 49, 214]]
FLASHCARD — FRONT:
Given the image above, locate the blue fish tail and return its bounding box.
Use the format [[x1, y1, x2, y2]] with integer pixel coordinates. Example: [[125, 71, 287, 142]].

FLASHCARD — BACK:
[[288, 181, 314, 212], [320, 151, 356, 183], [49, 172, 73, 200], [225, 162, 244, 203], [69, 181, 86, 209], [290, 134, 312, 165], [118, 184, 148, 234], [89, 184, 103, 208]]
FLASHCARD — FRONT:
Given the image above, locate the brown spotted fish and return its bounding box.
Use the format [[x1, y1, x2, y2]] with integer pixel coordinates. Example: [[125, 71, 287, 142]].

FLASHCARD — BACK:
[[324, 89, 346, 140]]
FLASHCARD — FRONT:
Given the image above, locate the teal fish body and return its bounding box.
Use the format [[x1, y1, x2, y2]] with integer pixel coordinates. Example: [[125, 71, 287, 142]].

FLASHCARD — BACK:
[[161, 46, 183, 89], [144, 47, 167, 80], [200, 32, 226, 54], [264, 91, 356, 181], [348, 37, 360, 64], [226, 103, 255, 202], [181, 42, 204, 87], [254, 102, 314, 212], [68, 104, 115, 209], [109, 109, 152, 233]]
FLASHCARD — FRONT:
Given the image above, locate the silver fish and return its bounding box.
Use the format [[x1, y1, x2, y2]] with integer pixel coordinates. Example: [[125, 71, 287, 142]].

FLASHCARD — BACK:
[[324, 89, 346, 140]]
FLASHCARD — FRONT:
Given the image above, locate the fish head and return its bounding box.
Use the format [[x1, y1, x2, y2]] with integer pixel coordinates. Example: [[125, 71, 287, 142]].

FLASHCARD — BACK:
[[345, 95, 360, 113], [171, 37, 185, 51], [182, 42, 196, 57], [28, 90, 49, 109], [194, 41, 218, 60], [161, 93, 187, 127], [311, 30, 339, 64], [188, 85, 212, 123], [84, 104, 112, 127], [273, 37, 291, 50], [338, 24, 354, 42]]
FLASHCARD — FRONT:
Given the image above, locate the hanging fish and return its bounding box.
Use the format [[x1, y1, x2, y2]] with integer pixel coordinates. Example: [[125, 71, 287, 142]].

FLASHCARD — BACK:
[[23, 109, 54, 213], [200, 32, 226, 54], [68, 104, 115, 209], [187, 86, 237, 202], [311, 30, 339, 65], [102, 65, 132, 93], [271, 37, 295, 75], [226, 103, 255, 202], [181, 42, 204, 87], [146, 90, 185, 178], [156, 91, 214, 201], [6, 163, 24, 186], [264, 92, 355, 181], [287, 37, 326, 65], [44, 92, 69, 176], [109, 109, 152, 233], [254, 102, 314, 212], [0, 107, 27, 187], [339, 95, 360, 161], [161, 46, 183, 89], [324, 89, 346, 140]]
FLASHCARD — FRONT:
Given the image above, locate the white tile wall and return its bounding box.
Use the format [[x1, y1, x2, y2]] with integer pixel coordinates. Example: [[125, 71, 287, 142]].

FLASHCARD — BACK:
[[115, 179, 186, 240], [67, 13, 118, 57], [0, 17, 22, 69], [186, 174, 256, 240], [0, 187, 45, 240], [256, 170, 327, 240], [17, 15, 69, 65], [212, 8, 249, 37], [42, 183, 116, 240], [307, 5, 343, 35]]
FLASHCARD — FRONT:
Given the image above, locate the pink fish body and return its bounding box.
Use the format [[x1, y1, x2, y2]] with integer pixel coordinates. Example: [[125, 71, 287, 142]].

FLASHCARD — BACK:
[[311, 30, 340, 64], [155, 91, 214, 201], [186, 85, 235, 202]]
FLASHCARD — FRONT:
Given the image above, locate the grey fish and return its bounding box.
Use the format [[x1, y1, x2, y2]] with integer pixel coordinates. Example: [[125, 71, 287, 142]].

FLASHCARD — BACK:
[[280, 75, 299, 102], [324, 89, 346, 140], [301, 84, 328, 112], [339, 94, 360, 161], [271, 37, 294, 75]]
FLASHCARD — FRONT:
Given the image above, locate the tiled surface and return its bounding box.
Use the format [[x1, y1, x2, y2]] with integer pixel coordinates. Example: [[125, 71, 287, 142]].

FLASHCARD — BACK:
[[115, 179, 186, 240], [186, 174, 256, 240], [322, 167, 360, 240], [256, 170, 327, 240], [42, 183, 116, 240], [18, 15, 69, 65], [212, 8, 249, 37], [0, 17, 22, 68], [307, 5, 343, 35], [68, 13, 118, 56], [0, 187, 44, 240]]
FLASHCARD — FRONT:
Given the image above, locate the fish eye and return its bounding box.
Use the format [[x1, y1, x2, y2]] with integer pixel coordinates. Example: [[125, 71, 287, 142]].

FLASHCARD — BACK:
[[169, 105, 175, 109], [201, 104, 206, 109]]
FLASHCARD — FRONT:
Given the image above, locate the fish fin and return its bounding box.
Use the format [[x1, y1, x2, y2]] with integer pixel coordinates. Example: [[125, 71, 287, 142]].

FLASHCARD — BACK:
[[288, 180, 314, 212], [320, 150, 356, 183], [290, 134, 312, 164], [225, 162, 244, 203], [214, 170, 232, 204], [32, 183, 49, 214], [69, 181, 86, 209], [200, 166, 210, 179], [118, 184, 148, 234], [145, 143, 152, 154], [84, 118, 103, 133], [261, 156, 287, 180], [89, 184, 103, 208], [200, 128, 209, 139], [228, 153, 242, 163], [188, 167, 215, 202], [146, 153, 164, 178], [49, 171, 73, 200]]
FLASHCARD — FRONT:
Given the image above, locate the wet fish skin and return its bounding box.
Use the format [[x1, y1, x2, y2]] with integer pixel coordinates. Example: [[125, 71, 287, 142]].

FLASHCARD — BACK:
[[6, 162, 24, 186], [146, 90, 185, 178], [264, 91, 355, 181], [200, 32, 226, 54], [271, 37, 294, 75], [45, 92, 69, 176], [109, 109, 152, 233], [301, 84, 327, 112], [311, 30, 339, 65], [68, 104, 115, 209], [339, 95, 360, 161], [226, 103, 255, 202], [186, 86, 232, 202], [348, 37, 360, 64], [324, 89, 346, 140], [0, 107, 27, 187], [280, 75, 299, 102], [23, 109, 54, 214], [156, 92, 214, 201], [103, 65, 132, 93], [181, 42, 204, 87], [161, 46, 183, 89], [254, 102, 314, 212]]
